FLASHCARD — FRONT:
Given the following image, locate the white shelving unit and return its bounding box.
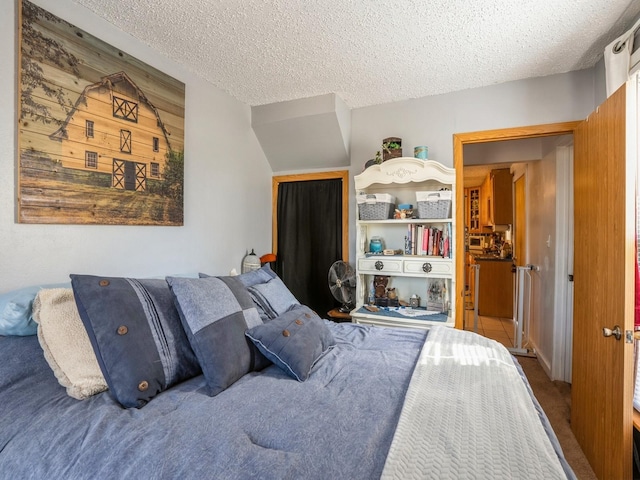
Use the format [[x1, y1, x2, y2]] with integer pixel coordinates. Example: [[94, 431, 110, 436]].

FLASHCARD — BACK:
[[351, 158, 456, 330]]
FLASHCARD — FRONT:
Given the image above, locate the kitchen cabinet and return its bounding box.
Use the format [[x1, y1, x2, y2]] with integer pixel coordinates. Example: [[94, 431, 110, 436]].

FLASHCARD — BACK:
[[491, 168, 513, 225], [480, 168, 513, 227], [480, 173, 492, 226], [351, 158, 456, 330], [465, 186, 481, 233], [475, 258, 513, 318]]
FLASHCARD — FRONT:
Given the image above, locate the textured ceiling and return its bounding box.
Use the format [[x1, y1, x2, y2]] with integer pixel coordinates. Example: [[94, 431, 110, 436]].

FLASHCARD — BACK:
[[71, 0, 640, 108]]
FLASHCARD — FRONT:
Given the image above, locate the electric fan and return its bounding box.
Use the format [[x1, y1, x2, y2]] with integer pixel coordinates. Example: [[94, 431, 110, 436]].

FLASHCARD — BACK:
[[328, 261, 356, 313]]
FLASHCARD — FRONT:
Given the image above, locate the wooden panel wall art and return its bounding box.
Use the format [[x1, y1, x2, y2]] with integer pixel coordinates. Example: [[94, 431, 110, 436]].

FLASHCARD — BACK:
[[18, 0, 185, 225]]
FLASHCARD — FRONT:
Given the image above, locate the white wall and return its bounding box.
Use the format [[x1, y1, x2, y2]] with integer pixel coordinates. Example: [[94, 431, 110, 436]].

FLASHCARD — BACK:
[[527, 151, 559, 374], [1, 0, 273, 293]]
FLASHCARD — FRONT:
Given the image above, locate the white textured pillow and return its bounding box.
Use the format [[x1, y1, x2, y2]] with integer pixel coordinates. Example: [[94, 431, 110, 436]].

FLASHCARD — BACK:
[[32, 288, 107, 400]]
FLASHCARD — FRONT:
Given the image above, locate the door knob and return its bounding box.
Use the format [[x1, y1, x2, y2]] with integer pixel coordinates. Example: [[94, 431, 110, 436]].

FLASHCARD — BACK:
[[374, 260, 384, 271], [602, 325, 622, 340]]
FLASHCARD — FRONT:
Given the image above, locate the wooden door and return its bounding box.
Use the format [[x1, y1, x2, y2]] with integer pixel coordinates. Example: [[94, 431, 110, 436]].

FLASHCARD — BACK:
[[124, 161, 136, 191], [571, 82, 636, 479]]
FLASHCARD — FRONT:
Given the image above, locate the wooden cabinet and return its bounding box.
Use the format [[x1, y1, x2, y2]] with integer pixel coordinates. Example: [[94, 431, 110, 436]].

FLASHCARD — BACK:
[[479, 168, 513, 227], [491, 168, 513, 225], [480, 173, 492, 226], [476, 259, 513, 318], [351, 158, 456, 330], [465, 187, 481, 233]]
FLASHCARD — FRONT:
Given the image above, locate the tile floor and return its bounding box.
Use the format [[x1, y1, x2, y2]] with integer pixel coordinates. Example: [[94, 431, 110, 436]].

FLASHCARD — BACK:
[[463, 311, 515, 349]]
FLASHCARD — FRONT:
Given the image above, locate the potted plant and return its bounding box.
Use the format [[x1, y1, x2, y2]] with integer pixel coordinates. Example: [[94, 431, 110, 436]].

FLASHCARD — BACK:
[[382, 137, 402, 161]]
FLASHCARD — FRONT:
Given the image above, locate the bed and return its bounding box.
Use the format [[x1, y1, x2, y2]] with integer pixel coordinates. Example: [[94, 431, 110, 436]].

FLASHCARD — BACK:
[[0, 267, 575, 479]]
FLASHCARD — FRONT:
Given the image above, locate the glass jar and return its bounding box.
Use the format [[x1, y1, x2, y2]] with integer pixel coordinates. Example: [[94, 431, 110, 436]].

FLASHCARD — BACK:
[[369, 236, 383, 253]]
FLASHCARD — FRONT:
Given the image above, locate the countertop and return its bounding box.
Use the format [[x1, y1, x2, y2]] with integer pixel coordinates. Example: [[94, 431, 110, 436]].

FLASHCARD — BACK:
[[471, 254, 513, 262]]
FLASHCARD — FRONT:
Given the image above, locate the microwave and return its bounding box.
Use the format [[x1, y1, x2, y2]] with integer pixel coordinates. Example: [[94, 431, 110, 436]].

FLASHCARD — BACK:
[[468, 235, 484, 251]]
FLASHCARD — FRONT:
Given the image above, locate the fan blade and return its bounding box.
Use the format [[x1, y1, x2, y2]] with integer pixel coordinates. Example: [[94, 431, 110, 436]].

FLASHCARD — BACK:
[[328, 267, 339, 285], [330, 284, 348, 303], [341, 278, 357, 288]]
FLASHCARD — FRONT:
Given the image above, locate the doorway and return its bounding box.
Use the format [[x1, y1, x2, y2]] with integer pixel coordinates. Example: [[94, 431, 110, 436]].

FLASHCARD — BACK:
[[454, 123, 579, 374], [271, 171, 349, 315]]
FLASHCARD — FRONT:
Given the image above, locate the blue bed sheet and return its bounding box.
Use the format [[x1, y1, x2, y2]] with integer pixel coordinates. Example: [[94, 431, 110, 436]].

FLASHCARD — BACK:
[[0, 323, 425, 480]]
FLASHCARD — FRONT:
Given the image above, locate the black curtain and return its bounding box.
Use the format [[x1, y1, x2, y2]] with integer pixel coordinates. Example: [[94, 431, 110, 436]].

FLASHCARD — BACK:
[[275, 179, 342, 316]]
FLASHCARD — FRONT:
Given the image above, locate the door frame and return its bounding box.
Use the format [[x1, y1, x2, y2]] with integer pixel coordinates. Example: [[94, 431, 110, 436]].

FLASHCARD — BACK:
[[453, 122, 580, 330], [271, 170, 349, 261]]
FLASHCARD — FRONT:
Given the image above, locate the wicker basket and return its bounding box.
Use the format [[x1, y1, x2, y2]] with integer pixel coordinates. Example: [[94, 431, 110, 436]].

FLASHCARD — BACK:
[[357, 194, 395, 220], [416, 191, 452, 219]]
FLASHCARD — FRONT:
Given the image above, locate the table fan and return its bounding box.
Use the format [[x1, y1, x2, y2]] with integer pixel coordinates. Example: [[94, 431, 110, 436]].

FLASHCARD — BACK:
[[328, 260, 356, 313]]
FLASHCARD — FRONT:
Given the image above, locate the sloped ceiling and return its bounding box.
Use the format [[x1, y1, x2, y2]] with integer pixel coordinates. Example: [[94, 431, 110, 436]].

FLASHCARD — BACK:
[[251, 94, 350, 172]]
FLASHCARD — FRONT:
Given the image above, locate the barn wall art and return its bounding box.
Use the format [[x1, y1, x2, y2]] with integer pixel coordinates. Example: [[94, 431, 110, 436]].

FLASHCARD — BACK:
[[18, 0, 185, 225]]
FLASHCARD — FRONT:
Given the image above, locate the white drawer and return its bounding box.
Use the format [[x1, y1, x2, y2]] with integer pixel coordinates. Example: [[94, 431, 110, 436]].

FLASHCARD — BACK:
[[404, 258, 452, 275], [358, 257, 403, 274]]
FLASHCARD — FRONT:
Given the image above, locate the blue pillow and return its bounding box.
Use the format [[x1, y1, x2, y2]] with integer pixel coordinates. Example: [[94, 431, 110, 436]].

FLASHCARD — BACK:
[[0, 283, 70, 336], [247, 276, 300, 321], [167, 276, 269, 397], [70, 275, 201, 408], [199, 264, 275, 286], [200, 265, 298, 322], [245, 305, 335, 381], [234, 264, 277, 287]]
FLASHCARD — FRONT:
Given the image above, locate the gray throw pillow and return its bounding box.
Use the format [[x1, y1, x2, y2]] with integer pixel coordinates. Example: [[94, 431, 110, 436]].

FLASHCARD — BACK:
[[245, 305, 335, 381], [70, 275, 201, 409], [200, 265, 298, 322], [167, 276, 268, 396], [246, 276, 300, 321]]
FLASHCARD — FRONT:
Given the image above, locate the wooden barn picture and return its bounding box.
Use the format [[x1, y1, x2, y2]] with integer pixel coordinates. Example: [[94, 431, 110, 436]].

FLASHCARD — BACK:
[[18, 0, 185, 225]]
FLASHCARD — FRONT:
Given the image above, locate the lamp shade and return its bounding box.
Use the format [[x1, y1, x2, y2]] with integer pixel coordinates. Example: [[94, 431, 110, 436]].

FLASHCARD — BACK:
[[241, 249, 261, 273]]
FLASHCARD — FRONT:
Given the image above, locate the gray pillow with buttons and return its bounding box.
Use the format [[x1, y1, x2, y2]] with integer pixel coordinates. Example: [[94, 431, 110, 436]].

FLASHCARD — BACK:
[[70, 274, 201, 408]]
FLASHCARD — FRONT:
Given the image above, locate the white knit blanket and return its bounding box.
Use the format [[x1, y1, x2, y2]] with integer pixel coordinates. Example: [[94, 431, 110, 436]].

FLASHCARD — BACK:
[[381, 326, 570, 480]]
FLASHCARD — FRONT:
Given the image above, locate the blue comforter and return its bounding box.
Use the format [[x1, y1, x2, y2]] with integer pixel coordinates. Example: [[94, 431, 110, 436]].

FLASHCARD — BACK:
[[0, 323, 426, 479]]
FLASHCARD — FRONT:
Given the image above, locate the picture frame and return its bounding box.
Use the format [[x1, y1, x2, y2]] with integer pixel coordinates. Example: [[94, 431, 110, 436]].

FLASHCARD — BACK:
[[18, 0, 186, 225], [426, 278, 449, 313]]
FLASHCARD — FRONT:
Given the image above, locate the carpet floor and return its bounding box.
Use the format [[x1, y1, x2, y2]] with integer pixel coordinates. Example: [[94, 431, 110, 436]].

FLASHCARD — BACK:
[[517, 356, 597, 480]]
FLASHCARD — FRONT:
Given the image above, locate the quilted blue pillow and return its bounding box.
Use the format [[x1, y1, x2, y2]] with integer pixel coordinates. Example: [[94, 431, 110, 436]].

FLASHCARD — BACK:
[[234, 264, 277, 287], [70, 275, 201, 408], [200, 265, 298, 322], [247, 276, 300, 321], [245, 305, 335, 381], [167, 276, 268, 396]]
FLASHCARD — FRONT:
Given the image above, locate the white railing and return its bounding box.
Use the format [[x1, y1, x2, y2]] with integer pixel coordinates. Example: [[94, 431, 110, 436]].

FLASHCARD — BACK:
[[511, 265, 536, 355]]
